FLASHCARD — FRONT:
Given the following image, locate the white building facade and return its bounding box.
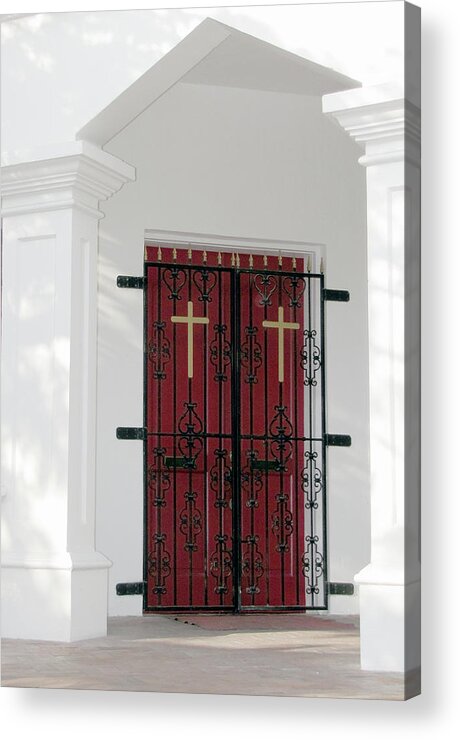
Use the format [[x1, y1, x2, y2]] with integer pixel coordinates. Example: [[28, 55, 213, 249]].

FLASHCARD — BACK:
[[1, 5, 420, 674]]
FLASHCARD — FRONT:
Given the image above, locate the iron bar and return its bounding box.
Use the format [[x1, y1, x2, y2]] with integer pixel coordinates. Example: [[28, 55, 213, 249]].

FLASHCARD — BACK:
[[320, 272, 329, 609], [230, 268, 242, 612], [142, 262, 148, 612]]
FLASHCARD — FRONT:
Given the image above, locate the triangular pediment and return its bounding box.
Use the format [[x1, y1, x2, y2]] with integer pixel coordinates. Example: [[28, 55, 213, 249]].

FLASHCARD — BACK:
[[77, 18, 360, 147]]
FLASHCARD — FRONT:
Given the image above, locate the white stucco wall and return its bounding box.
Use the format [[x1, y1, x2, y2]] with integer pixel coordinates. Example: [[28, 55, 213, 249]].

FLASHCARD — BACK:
[[1, 3, 403, 620], [97, 80, 370, 615]]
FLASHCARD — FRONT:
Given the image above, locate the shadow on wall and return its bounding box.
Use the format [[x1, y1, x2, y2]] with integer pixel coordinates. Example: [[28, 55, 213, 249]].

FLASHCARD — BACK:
[[97, 243, 143, 360], [93, 233, 145, 610], [1, 230, 73, 622]]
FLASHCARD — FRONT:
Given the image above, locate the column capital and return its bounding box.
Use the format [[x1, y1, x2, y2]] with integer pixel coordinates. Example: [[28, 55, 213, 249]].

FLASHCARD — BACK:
[[323, 83, 420, 167], [1, 140, 135, 219]]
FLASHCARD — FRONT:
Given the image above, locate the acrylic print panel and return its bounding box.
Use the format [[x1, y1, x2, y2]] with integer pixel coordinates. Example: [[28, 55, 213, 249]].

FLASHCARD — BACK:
[[0, 1, 420, 700]]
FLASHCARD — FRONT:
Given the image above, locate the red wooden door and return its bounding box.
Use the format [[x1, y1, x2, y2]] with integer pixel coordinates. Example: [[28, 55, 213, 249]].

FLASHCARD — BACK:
[[145, 247, 233, 609], [144, 246, 326, 612], [239, 265, 307, 609]]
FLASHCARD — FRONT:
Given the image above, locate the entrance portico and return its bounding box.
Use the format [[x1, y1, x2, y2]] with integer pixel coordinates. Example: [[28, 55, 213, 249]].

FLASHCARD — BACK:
[[1, 16, 419, 679]]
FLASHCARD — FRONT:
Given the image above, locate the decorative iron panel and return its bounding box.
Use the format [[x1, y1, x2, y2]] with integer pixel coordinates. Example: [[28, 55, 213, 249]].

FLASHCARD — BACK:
[[144, 247, 327, 611]]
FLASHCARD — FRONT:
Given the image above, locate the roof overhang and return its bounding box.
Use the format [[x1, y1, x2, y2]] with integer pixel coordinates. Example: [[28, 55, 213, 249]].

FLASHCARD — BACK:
[[77, 18, 361, 147]]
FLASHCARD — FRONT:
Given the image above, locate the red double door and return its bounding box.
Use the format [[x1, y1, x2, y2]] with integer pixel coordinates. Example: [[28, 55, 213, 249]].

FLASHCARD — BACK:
[[144, 246, 326, 612]]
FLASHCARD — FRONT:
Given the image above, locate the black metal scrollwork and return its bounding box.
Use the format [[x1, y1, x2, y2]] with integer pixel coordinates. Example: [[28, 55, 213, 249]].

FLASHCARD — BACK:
[[148, 321, 171, 380], [253, 273, 277, 306], [147, 447, 171, 508], [177, 402, 204, 468], [301, 535, 324, 595], [271, 492, 294, 553], [179, 490, 202, 552], [210, 323, 231, 382], [301, 329, 321, 386], [162, 267, 187, 301], [147, 533, 172, 595], [301, 450, 322, 510], [268, 439, 293, 471], [210, 534, 233, 594], [178, 401, 204, 435], [282, 275, 306, 308], [177, 435, 203, 469], [192, 268, 217, 302], [209, 448, 232, 509], [240, 450, 263, 508], [241, 535, 264, 595], [269, 404, 294, 440], [268, 405, 294, 471], [240, 326, 262, 384]]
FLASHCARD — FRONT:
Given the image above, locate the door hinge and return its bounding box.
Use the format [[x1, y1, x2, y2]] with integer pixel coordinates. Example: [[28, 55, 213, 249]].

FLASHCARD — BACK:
[[328, 582, 354, 596], [324, 434, 352, 447], [116, 582, 146, 596], [323, 289, 350, 302], [116, 427, 146, 440], [117, 275, 145, 289]]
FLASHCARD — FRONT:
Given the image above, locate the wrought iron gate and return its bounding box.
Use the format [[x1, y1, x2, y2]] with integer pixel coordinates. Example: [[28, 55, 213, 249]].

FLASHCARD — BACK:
[[140, 246, 337, 612]]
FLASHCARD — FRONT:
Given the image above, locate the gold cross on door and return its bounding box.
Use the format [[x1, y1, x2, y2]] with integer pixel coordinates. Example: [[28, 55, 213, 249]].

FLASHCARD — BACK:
[[171, 300, 209, 378], [263, 306, 300, 383]]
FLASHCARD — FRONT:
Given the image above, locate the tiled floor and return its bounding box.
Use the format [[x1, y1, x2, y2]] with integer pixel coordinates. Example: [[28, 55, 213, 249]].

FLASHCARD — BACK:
[[1, 614, 420, 700]]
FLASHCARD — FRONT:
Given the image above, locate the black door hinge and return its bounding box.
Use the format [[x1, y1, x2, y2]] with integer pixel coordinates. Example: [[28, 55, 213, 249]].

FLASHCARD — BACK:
[[328, 582, 354, 596], [116, 582, 146, 596], [117, 276, 145, 289], [324, 434, 352, 447], [116, 427, 146, 440], [323, 289, 350, 302]]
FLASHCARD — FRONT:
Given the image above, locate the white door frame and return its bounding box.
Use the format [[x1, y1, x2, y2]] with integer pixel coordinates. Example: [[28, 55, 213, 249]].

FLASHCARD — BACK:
[[144, 228, 325, 271]]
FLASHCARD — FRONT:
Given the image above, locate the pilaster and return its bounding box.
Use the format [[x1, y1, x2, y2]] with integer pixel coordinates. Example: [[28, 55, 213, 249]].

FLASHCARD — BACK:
[[1, 141, 135, 640], [323, 84, 421, 673]]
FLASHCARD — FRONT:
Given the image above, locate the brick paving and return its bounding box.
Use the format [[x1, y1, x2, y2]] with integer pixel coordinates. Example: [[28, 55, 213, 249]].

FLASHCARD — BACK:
[[1, 614, 420, 700]]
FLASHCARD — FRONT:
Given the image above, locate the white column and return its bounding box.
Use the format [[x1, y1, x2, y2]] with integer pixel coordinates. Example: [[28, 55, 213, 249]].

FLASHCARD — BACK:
[[1, 141, 135, 641], [323, 85, 420, 672]]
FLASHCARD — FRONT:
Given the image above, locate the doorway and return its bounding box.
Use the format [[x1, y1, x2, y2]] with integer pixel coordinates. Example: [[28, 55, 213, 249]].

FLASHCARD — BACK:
[[143, 245, 327, 612]]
